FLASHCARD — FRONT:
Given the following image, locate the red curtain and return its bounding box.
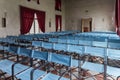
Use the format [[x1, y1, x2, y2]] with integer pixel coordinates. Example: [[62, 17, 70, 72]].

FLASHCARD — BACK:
[[115, 0, 120, 36], [56, 15, 62, 32], [36, 11, 46, 33], [55, 0, 61, 11], [20, 6, 35, 34]]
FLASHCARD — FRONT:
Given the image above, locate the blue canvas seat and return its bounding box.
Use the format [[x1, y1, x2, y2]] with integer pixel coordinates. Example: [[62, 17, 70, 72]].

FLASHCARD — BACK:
[[41, 73, 69, 80], [16, 67, 46, 80], [6, 63, 29, 75], [0, 59, 14, 72], [81, 61, 104, 73], [107, 66, 120, 77]]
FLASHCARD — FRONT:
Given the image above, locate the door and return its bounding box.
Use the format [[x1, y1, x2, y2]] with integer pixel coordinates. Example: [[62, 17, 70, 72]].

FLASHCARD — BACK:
[[56, 15, 62, 32], [81, 18, 92, 32]]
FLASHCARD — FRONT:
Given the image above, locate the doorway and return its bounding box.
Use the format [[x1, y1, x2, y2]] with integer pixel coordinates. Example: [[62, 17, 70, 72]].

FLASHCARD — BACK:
[[81, 18, 92, 32], [56, 15, 62, 32]]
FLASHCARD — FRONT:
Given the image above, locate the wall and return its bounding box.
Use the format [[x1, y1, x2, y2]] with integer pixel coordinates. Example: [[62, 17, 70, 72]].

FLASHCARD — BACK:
[[65, 0, 115, 32], [0, 0, 65, 37]]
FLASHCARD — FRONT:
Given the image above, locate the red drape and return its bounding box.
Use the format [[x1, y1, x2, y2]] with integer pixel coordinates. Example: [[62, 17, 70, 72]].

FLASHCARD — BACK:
[[36, 11, 46, 33], [56, 15, 62, 32], [115, 0, 120, 36], [20, 6, 35, 34], [55, 0, 61, 11]]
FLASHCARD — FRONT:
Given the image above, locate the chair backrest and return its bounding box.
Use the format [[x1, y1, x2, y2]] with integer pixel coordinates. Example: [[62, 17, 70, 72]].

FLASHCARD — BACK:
[[48, 53, 72, 67], [42, 42, 53, 49], [58, 39, 67, 43], [92, 41, 107, 47], [49, 38, 58, 43], [108, 39, 120, 49], [79, 40, 92, 46], [17, 47, 32, 57], [53, 43, 68, 52], [7, 45, 18, 54], [84, 46, 105, 58], [32, 50, 49, 61], [32, 41, 42, 47], [68, 45, 83, 55], [67, 39, 79, 45], [107, 48, 120, 60], [0, 45, 4, 50]]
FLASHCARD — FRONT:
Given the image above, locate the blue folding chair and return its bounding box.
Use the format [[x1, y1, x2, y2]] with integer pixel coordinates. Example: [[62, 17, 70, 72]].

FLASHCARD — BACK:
[[81, 46, 106, 80], [0, 46, 33, 79], [0, 45, 19, 72], [41, 53, 71, 80], [16, 50, 49, 80], [107, 48, 120, 79]]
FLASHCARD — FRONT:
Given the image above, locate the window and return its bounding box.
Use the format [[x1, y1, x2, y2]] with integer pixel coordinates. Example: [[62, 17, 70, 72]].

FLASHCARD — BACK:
[[20, 6, 45, 34], [29, 14, 43, 34]]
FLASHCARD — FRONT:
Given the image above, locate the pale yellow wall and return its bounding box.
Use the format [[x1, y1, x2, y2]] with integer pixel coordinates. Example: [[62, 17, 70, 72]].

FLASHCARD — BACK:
[[65, 0, 115, 32], [0, 0, 65, 37]]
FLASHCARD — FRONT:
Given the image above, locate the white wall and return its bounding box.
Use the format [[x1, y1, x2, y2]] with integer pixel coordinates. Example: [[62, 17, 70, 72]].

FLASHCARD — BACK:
[[0, 0, 65, 37], [65, 0, 115, 32]]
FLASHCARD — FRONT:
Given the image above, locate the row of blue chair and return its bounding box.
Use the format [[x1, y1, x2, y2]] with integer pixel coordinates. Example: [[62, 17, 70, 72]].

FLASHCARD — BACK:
[[0, 42, 120, 79], [32, 40, 120, 80], [48, 37, 120, 49], [0, 31, 119, 80], [0, 45, 75, 80]]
